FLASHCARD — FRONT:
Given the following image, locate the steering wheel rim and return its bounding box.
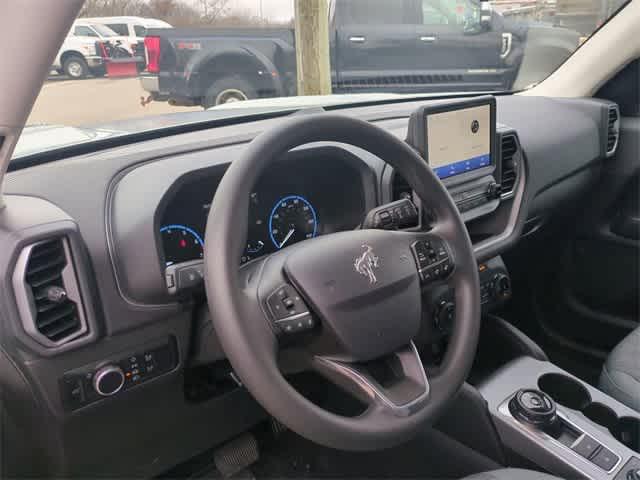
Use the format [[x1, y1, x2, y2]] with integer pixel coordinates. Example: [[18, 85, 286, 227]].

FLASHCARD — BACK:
[[204, 113, 481, 451]]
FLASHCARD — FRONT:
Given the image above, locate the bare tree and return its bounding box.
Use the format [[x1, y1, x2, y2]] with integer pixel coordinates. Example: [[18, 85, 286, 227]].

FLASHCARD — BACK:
[[198, 0, 231, 23], [78, 0, 286, 28], [80, 0, 151, 17]]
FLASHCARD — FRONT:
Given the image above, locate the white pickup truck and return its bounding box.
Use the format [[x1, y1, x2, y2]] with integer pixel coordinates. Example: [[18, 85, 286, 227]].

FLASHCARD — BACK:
[[52, 20, 131, 79]]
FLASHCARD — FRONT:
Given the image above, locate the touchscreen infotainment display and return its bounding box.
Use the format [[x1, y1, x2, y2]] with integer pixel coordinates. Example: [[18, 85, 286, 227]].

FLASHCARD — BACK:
[[426, 104, 491, 179]]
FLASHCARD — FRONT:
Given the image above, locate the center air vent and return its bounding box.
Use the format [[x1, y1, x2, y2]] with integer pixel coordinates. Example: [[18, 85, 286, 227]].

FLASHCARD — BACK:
[[606, 105, 620, 156], [14, 237, 87, 346], [500, 134, 519, 196]]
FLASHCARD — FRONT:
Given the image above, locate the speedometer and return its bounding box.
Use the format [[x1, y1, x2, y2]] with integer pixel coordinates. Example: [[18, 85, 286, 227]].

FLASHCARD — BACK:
[[268, 195, 318, 249]]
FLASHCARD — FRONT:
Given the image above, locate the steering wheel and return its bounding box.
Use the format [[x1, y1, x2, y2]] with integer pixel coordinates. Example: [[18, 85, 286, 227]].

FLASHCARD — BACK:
[[204, 114, 481, 451]]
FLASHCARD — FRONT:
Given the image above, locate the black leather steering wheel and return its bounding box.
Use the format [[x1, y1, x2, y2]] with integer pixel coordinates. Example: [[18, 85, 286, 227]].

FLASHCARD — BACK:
[[204, 114, 481, 451]]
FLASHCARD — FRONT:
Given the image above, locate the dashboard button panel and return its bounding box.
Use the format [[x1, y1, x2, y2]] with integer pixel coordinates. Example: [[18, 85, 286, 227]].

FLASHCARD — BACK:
[[60, 340, 178, 411]]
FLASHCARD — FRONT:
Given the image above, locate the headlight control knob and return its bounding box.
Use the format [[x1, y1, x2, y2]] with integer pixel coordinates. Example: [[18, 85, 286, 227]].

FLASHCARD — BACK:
[[93, 365, 125, 396]]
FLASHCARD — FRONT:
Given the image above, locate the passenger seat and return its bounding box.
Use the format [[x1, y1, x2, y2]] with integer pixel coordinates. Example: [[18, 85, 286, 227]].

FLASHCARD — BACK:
[[599, 326, 640, 412]]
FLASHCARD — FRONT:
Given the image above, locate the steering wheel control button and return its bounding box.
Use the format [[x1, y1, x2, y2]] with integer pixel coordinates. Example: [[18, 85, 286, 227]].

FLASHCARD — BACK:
[[268, 285, 310, 321], [178, 265, 204, 288], [378, 210, 393, 228], [276, 314, 315, 335], [435, 300, 455, 334], [411, 238, 453, 284], [363, 199, 418, 230], [165, 260, 205, 294], [93, 365, 125, 397]]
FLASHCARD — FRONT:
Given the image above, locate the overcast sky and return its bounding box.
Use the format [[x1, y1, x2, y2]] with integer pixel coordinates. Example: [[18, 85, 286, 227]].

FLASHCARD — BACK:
[[227, 0, 294, 21]]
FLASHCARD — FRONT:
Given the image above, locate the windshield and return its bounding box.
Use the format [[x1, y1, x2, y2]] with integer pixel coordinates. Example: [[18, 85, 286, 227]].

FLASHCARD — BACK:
[[16, 0, 629, 159]]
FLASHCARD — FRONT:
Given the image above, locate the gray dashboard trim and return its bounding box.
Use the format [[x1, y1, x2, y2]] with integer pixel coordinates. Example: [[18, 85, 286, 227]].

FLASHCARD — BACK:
[[473, 131, 527, 261], [2, 95, 614, 328]]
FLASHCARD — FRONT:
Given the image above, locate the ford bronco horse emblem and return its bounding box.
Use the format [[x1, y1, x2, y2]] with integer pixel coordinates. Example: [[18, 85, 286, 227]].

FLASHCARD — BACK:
[[354, 244, 379, 284]]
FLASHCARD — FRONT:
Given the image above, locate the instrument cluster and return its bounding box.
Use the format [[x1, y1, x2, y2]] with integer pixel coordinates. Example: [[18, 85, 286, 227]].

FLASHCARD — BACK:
[[159, 154, 368, 268]]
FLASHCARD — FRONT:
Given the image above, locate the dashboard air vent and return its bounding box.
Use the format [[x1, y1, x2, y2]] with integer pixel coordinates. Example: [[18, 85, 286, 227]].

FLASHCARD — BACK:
[[500, 134, 519, 196], [606, 105, 620, 155], [392, 172, 413, 201], [15, 237, 87, 346]]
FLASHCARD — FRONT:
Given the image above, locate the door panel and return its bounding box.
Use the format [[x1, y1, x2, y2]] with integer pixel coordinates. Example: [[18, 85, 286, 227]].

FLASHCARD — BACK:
[[334, 0, 422, 86], [416, 0, 503, 71]]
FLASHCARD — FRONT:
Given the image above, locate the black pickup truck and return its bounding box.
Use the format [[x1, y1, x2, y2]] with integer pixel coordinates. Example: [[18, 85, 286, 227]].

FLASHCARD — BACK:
[[140, 0, 580, 108]]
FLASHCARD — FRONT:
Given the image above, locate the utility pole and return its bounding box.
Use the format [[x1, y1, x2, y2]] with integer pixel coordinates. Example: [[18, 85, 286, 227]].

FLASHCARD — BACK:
[[293, 0, 332, 96]]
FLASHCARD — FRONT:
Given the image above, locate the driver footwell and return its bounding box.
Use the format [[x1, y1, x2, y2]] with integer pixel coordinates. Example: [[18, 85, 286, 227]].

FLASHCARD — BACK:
[[160, 419, 502, 479]]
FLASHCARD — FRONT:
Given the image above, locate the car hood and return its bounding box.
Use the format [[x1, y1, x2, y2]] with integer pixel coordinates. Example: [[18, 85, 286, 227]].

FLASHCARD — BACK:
[[208, 93, 408, 110], [13, 124, 124, 158]]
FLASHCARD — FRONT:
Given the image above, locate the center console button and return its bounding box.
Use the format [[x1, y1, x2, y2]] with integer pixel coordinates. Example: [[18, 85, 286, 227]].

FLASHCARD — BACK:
[[592, 446, 620, 471], [572, 435, 601, 459]]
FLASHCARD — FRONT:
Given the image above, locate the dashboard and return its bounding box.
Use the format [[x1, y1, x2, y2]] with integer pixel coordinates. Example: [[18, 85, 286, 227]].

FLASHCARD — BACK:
[[159, 152, 368, 267], [0, 94, 620, 478]]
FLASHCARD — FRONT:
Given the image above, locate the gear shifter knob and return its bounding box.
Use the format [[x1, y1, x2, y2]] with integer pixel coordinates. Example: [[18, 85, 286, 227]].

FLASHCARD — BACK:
[[627, 469, 640, 480], [509, 389, 558, 428]]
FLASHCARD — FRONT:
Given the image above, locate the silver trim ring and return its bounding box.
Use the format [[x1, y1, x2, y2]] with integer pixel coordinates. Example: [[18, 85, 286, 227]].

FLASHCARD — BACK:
[[67, 60, 84, 78], [93, 365, 125, 397], [215, 88, 248, 105]]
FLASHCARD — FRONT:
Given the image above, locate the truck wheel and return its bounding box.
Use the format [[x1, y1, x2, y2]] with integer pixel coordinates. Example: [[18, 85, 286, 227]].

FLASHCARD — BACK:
[[202, 76, 256, 108], [63, 56, 89, 79]]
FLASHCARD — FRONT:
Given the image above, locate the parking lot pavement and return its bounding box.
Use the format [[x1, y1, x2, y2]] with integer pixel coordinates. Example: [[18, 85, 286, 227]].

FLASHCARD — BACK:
[[28, 77, 200, 127]]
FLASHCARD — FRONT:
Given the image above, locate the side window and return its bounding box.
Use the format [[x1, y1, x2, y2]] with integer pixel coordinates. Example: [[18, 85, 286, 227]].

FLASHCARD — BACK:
[[106, 23, 129, 36], [133, 25, 147, 37], [421, 0, 481, 28], [346, 0, 409, 24], [74, 26, 98, 37], [422, 1, 450, 24]]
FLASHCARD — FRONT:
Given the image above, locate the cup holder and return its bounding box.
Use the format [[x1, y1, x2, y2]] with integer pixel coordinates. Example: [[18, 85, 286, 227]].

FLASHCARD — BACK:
[[538, 373, 591, 410], [538, 373, 640, 453], [583, 403, 618, 432], [613, 417, 640, 452]]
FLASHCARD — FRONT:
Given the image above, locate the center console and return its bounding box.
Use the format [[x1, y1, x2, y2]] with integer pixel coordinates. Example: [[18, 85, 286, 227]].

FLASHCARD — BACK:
[[479, 357, 640, 479]]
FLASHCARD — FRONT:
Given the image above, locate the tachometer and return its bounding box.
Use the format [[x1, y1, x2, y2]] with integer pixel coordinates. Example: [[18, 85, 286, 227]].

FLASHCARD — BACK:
[[268, 195, 318, 249], [160, 224, 204, 266]]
